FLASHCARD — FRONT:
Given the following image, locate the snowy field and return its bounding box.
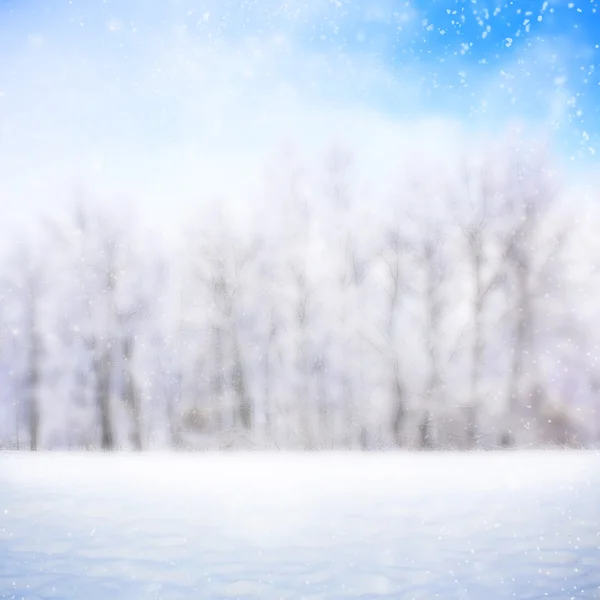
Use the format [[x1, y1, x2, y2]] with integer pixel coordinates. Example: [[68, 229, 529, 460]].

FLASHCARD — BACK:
[[0, 452, 599, 600]]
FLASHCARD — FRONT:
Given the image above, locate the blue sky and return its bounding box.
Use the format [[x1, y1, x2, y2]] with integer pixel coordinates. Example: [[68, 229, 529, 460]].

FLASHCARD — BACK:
[[0, 0, 598, 228]]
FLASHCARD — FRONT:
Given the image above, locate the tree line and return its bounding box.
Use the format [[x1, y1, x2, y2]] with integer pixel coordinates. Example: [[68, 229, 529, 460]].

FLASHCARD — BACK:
[[0, 136, 598, 450]]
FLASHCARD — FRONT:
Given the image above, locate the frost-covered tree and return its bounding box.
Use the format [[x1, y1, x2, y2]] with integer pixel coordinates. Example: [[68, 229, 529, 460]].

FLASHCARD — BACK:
[[450, 157, 509, 448], [8, 242, 46, 450], [411, 211, 449, 449], [0, 132, 593, 451], [498, 146, 565, 445]]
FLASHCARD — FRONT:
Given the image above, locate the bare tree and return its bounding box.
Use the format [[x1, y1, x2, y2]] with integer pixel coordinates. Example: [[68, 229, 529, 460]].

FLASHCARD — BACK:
[[185, 214, 259, 445], [499, 146, 567, 445], [414, 221, 447, 449], [379, 222, 411, 447], [254, 257, 287, 443], [321, 144, 374, 448], [275, 154, 317, 449], [93, 228, 119, 450], [24, 270, 42, 451], [121, 332, 142, 450], [0, 238, 50, 451], [49, 202, 135, 450], [453, 159, 506, 449], [15, 247, 46, 451], [325, 146, 355, 446]]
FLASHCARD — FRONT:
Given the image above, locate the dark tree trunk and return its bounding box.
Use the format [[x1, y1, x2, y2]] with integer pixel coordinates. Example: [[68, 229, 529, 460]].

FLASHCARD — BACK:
[[95, 347, 114, 451], [122, 336, 142, 451], [26, 287, 42, 451], [419, 411, 433, 450], [392, 372, 406, 447]]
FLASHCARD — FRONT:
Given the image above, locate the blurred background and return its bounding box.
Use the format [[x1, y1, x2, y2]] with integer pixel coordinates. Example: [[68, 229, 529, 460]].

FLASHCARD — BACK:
[[0, 0, 599, 450]]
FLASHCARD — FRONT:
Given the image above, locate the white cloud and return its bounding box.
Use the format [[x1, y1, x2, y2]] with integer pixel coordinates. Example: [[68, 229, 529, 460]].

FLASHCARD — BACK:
[[0, 0, 593, 238], [0, 14, 426, 231]]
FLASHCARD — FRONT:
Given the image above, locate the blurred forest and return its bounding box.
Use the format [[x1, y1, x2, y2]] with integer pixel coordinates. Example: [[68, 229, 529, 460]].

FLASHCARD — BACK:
[[1, 135, 598, 451]]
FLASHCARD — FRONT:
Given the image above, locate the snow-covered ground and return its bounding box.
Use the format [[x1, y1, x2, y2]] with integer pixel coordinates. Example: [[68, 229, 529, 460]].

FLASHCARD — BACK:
[[0, 451, 599, 600]]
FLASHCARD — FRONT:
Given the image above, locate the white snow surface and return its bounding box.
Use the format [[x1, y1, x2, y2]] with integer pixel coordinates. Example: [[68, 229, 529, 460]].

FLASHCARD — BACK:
[[0, 451, 599, 599]]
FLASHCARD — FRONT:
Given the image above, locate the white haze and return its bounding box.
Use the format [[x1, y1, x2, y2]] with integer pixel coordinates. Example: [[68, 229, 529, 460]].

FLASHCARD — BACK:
[[0, 0, 593, 237]]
